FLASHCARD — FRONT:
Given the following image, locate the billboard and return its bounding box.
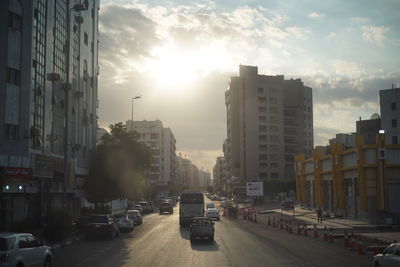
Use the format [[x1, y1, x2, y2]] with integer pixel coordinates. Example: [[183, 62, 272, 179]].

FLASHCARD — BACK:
[[246, 182, 264, 197]]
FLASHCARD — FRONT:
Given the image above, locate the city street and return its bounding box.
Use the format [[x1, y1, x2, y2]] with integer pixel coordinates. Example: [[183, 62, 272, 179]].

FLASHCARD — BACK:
[[54, 207, 372, 267]]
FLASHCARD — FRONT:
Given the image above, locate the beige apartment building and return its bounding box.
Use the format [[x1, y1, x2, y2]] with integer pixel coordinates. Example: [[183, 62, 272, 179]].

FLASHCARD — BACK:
[[225, 65, 313, 185], [127, 120, 176, 195]]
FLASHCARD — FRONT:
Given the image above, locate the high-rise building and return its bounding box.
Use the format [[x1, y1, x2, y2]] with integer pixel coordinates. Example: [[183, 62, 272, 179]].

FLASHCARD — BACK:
[[0, 0, 100, 229], [380, 87, 400, 145], [225, 65, 313, 185], [127, 120, 176, 195]]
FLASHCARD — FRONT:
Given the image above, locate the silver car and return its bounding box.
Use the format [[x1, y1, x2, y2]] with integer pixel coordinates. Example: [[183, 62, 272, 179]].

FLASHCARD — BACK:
[[0, 233, 52, 267], [374, 243, 400, 267]]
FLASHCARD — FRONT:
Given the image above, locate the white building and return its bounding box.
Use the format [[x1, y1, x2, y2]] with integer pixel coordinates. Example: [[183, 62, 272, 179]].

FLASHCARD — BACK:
[[127, 120, 176, 194], [380, 87, 400, 144]]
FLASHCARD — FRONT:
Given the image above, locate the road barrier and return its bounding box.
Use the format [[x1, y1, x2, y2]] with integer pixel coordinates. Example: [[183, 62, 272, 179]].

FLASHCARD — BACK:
[[329, 228, 334, 243], [357, 236, 364, 255], [350, 232, 356, 250], [304, 225, 308, 236], [313, 224, 319, 238], [323, 232, 328, 242], [297, 224, 301, 235], [344, 230, 349, 248], [272, 217, 276, 227]]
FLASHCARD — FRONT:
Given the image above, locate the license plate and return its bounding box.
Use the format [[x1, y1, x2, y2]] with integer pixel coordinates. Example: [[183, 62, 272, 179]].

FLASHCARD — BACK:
[[95, 225, 100, 228]]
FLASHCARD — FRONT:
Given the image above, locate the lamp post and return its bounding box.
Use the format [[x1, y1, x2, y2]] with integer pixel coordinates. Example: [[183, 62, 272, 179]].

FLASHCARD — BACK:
[[131, 96, 141, 127]]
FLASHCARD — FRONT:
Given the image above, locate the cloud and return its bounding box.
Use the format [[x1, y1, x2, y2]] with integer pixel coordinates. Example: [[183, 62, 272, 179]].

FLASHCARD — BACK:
[[308, 12, 324, 19], [361, 25, 389, 45], [327, 32, 336, 39], [286, 27, 311, 39], [178, 149, 222, 172], [351, 17, 370, 23]]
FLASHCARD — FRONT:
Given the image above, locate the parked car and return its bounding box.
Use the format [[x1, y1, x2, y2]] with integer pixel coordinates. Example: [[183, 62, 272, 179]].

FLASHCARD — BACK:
[[159, 201, 173, 214], [190, 217, 215, 242], [206, 202, 215, 209], [0, 232, 53, 267], [114, 214, 134, 232], [206, 208, 220, 221], [129, 204, 144, 214], [86, 214, 120, 240], [374, 242, 400, 267], [138, 201, 154, 214], [127, 209, 143, 225], [220, 201, 226, 208]]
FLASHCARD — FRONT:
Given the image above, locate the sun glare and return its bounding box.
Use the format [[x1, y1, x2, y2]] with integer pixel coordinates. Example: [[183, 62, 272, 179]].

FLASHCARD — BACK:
[[143, 44, 228, 91]]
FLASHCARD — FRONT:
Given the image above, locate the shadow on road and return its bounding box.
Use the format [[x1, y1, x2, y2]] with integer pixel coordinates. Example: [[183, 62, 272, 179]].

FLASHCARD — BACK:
[[179, 226, 190, 240], [190, 240, 220, 251]]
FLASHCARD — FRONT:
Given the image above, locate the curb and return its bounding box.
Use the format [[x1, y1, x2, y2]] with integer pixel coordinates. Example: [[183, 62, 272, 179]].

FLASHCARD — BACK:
[[50, 235, 83, 251]]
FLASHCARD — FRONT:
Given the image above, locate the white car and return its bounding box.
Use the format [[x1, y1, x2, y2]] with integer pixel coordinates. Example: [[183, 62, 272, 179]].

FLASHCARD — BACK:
[[374, 243, 400, 267], [206, 202, 215, 209], [206, 208, 220, 221], [0, 233, 53, 267], [114, 214, 134, 232]]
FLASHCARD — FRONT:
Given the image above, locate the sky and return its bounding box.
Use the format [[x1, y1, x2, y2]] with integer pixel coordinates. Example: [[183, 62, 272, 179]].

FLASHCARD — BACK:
[[98, 0, 400, 175]]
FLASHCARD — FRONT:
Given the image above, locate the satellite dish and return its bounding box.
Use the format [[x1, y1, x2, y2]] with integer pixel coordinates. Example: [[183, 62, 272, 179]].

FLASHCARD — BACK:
[[370, 113, 380, 120]]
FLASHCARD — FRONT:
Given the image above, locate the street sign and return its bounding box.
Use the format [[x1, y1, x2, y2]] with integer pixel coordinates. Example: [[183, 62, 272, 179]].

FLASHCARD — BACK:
[[246, 181, 263, 197]]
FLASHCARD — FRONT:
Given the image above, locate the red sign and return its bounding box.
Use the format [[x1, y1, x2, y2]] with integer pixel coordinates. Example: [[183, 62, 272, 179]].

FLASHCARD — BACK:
[[5, 167, 30, 179]]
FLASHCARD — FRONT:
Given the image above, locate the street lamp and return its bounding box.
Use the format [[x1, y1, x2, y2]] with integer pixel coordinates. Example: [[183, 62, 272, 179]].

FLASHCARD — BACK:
[[131, 95, 141, 122]]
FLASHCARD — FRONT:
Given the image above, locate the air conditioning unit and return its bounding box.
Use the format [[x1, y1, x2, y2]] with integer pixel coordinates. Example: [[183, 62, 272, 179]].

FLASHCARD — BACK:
[[378, 148, 385, 160], [30, 127, 41, 137], [47, 73, 60, 81], [75, 91, 84, 98], [62, 82, 71, 91], [74, 16, 84, 24]]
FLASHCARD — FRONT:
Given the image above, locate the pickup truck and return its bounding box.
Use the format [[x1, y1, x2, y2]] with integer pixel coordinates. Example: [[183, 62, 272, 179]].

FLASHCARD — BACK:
[[190, 217, 215, 242]]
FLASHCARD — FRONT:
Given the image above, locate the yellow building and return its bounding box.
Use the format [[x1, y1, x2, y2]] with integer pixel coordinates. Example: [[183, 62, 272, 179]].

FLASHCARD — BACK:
[[295, 134, 400, 224]]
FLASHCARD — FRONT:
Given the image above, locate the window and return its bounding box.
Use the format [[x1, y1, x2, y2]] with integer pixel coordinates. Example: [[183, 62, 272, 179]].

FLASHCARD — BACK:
[[6, 68, 20, 85], [269, 97, 277, 104], [269, 88, 277, 93], [151, 133, 159, 139], [260, 172, 268, 179], [259, 135, 267, 141], [270, 135, 278, 141], [259, 163, 268, 168], [259, 106, 266, 113], [270, 145, 278, 151], [392, 119, 397, 128], [259, 154, 268, 161], [5, 124, 19, 142], [259, 125, 267, 132], [18, 236, 30, 249], [270, 162, 279, 168], [258, 87, 264, 95], [259, 116, 267, 122], [393, 136, 398, 144], [258, 97, 266, 103], [271, 172, 279, 179], [259, 145, 267, 151], [270, 126, 278, 132], [391, 102, 397, 111], [84, 32, 88, 45], [269, 107, 278, 113], [8, 12, 22, 30]]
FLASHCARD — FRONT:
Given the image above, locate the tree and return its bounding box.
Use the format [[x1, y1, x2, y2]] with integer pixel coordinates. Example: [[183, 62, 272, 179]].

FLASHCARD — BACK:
[[86, 123, 152, 204]]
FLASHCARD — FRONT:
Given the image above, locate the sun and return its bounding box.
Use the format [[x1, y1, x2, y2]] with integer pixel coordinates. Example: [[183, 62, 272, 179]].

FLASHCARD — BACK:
[[142, 44, 228, 90]]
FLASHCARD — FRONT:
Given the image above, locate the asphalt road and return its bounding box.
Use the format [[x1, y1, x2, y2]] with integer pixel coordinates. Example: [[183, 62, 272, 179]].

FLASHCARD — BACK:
[[54, 205, 373, 267]]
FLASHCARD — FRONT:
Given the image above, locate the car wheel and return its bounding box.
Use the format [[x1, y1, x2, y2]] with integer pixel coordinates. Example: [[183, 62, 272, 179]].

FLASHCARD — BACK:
[[374, 262, 380, 267], [43, 256, 52, 267]]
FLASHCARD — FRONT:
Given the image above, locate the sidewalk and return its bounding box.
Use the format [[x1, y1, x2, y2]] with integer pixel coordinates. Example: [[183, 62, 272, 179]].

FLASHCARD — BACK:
[[248, 202, 400, 246]]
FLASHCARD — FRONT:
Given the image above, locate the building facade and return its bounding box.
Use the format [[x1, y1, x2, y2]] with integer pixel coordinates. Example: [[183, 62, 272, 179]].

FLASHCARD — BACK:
[[224, 65, 313, 187], [295, 88, 400, 224], [127, 120, 176, 196], [0, 0, 99, 230], [380, 88, 400, 145]]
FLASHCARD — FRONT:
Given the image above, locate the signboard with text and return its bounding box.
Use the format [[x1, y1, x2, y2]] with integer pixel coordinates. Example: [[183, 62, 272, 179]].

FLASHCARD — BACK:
[[246, 181, 264, 197]]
